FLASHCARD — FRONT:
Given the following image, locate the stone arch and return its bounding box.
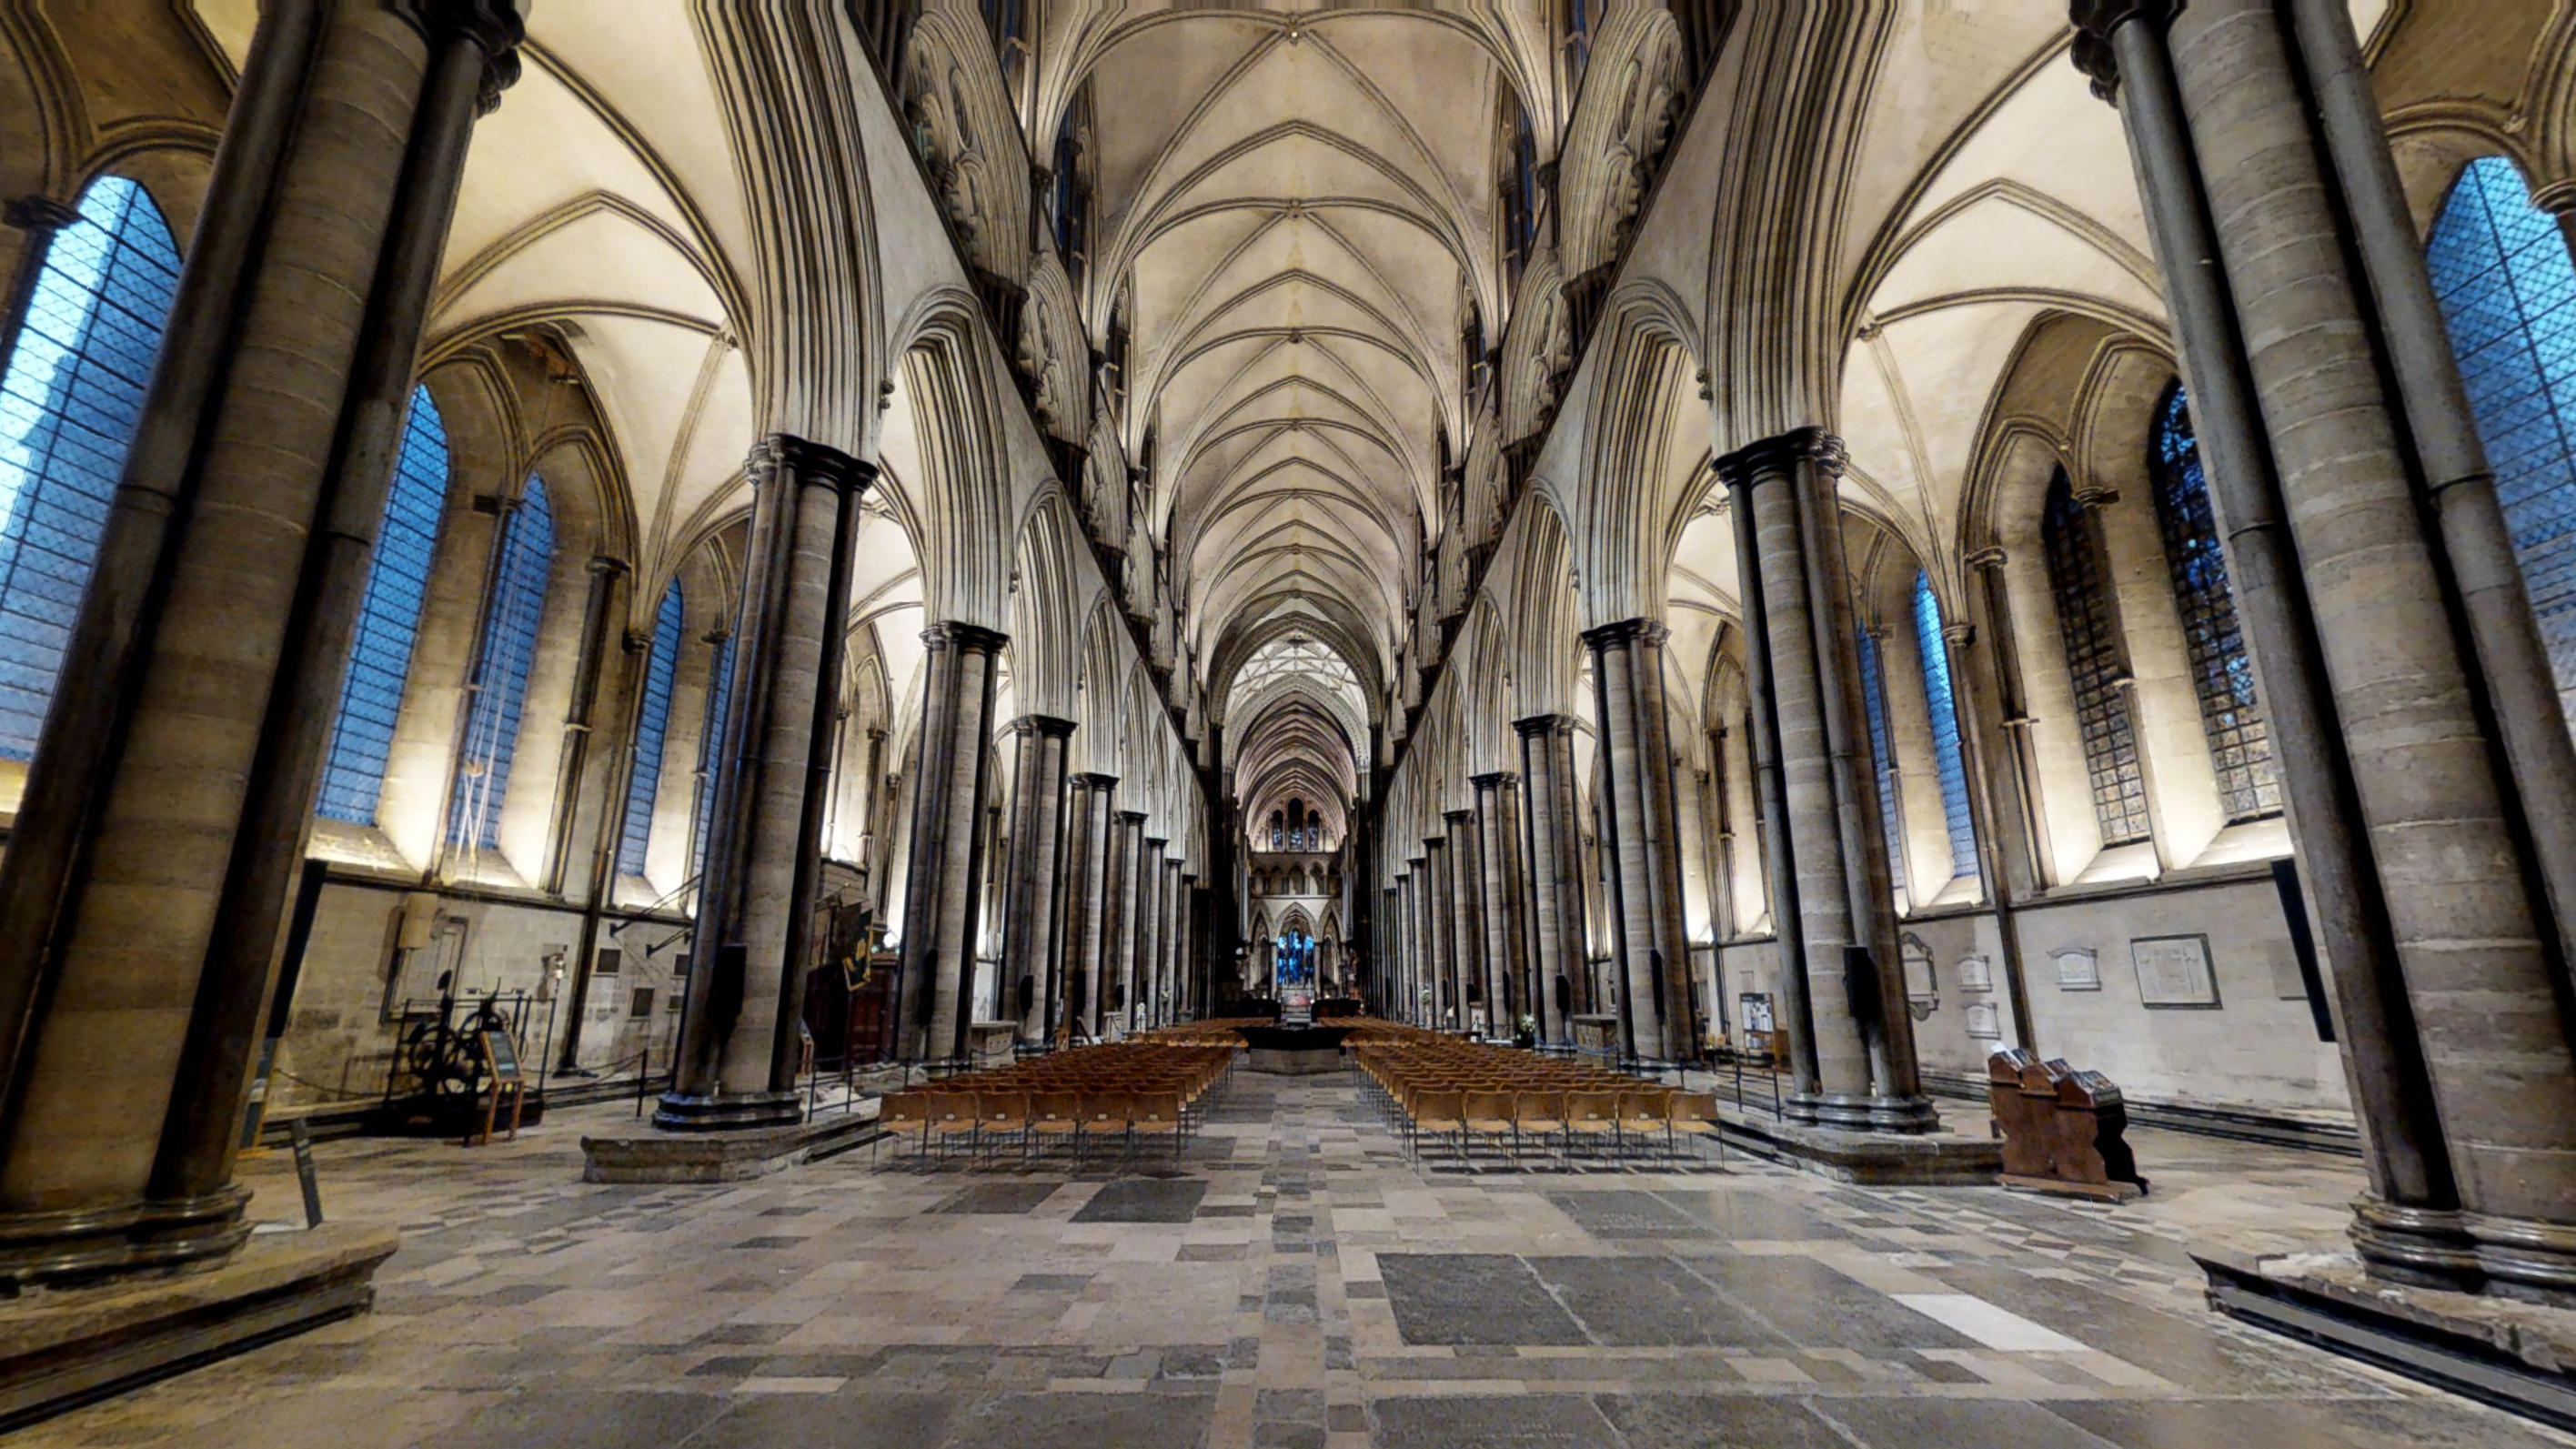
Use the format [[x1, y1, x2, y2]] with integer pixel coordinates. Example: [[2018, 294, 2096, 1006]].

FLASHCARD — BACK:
[[1009, 485, 1084, 719], [1576, 287, 1708, 627], [1555, 6, 1687, 283], [886, 291, 1013, 629]]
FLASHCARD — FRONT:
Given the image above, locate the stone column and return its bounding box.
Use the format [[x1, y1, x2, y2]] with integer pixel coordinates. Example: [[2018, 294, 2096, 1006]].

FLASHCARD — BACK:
[[1423, 840, 1452, 1028], [661, 438, 872, 1126], [1076, 789, 1128, 1036], [1394, 870, 1417, 1022], [1000, 715, 1074, 1045], [1178, 872, 1200, 1020], [2072, 0, 2576, 1290], [1474, 771, 1530, 1039], [1444, 808, 1485, 1031], [1091, 799, 1133, 1037], [1583, 621, 1701, 1065], [1516, 715, 1585, 1044], [1053, 774, 1101, 1042], [889, 623, 1006, 1065], [1137, 835, 1167, 1031], [0, 0, 525, 1284], [1161, 855, 1184, 1025]]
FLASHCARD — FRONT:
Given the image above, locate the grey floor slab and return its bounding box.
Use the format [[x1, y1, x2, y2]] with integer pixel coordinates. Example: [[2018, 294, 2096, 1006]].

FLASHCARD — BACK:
[[1376, 1252, 1591, 1346]]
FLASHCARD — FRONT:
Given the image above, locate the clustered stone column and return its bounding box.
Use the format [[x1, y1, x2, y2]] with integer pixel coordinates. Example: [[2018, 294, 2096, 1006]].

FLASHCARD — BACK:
[[1158, 855, 1185, 1026], [1581, 620, 1703, 1066], [1100, 810, 1142, 1033], [1422, 841, 1452, 1027], [1474, 771, 1530, 1038], [890, 622, 1007, 1065], [1442, 808, 1484, 1032], [1000, 715, 1075, 1046], [1053, 775, 1105, 1042], [1398, 867, 1423, 1022], [1136, 834, 1166, 1031], [1515, 714, 1586, 1044], [2077, 0, 2576, 1296], [661, 436, 873, 1127], [1716, 430, 1932, 1132], [0, 0, 525, 1284]]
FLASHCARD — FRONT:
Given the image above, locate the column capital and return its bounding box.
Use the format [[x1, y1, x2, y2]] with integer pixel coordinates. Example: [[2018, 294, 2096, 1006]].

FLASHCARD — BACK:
[[4, 196, 80, 232], [748, 433, 877, 498], [1470, 770, 1519, 790], [1443, 807, 1476, 824], [1580, 617, 1670, 652], [1144, 836, 1168, 850], [1073, 771, 1121, 790], [1514, 712, 1576, 740], [587, 553, 629, 579], [1406, 855, 1426, 867], [402, 1, 530, 112], [1116, 809, 1148, 825], [1712, 426, 1846, 491], [2067, 0, 2175, 103], [1006, 712, 1079, 740], [921, 619, 1010, 654]]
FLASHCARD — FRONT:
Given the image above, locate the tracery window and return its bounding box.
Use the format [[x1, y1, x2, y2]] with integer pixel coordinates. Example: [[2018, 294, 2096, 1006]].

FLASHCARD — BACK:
[[618, 580, 685, 878], [1500, 101, 1539, 293], [2428, 156, 2576, 715], [1855, 627, 1907, 895], [0, 176, 181, 760], [692, 625, 738, 877], [2041, 468, 2151, 847], [448, 477, 553, 850], [2148, 383, 2280, 821], [318, 386, 448, 824], [1911, 572, 1979, 880]]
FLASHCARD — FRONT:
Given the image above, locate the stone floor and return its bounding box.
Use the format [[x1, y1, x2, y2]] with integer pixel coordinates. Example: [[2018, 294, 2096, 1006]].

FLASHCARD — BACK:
[[20, 1071, 2573, 1448]]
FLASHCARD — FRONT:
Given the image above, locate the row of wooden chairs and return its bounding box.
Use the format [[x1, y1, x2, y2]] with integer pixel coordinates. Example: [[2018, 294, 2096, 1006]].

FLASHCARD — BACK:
[[1354, 1037, 1724, 1168], [874, 1041, 1237, 1169]]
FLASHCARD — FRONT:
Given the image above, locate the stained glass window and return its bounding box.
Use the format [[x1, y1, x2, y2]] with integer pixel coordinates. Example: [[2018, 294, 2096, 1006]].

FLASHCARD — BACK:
[[2042, 469, 2151, 847], [2148, 383, 2280, 822], [692, 624, 737, 876], [618, 580, 684, 877], [1911, 572, 1979, 880], [0, 177, 181, 760], [448, 478, 553, 850], [1856, 627, 1907, 894], [2428, 156, 2576, 716], [318, 387, 448, 823]]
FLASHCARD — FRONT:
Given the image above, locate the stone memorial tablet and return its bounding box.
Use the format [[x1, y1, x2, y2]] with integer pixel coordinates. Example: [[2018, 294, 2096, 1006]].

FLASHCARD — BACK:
[[2132, 933, 2219, 1008], [2051, 946, 2099, 991], [1957, 954, 1992, 991]]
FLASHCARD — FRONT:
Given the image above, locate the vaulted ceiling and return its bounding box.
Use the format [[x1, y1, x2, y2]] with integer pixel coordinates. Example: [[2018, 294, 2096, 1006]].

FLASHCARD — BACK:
[[1071, 6, 1524, 824]]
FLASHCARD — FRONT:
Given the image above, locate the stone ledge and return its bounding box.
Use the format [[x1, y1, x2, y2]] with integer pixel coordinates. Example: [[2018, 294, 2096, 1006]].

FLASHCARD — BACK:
[[2198, 1237, 2576, 1434], [580, 1102, 880, 1184], [1714, 1100, 2002, 1185], [0, 1222, 397, 1433]]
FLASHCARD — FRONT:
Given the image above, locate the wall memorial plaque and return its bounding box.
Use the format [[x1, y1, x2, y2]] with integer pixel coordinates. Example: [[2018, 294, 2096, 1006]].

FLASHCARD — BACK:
[[1957, 954, 1992, 992], [2132, 934, 2220, 1009], [1964, 1001, 2001, 1039], [2051, 947, 2099, 991]]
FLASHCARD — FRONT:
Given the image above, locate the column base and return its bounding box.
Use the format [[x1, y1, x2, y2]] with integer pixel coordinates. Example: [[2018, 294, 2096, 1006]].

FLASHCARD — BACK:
[[651, 1089, 804, 1132], [0, 1222, 397, 1433], [2468, 1211, 2576, 1309], [2350, 1195, 2481, 1292], [0, 1185, 254, 1293]]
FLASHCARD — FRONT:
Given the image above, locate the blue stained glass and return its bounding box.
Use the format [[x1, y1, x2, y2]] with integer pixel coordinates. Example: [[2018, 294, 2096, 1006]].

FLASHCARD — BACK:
[[2428, 157, 2576, 710], [0, 177, 181, 760], [448, 477, 553, 850], [618, 580, 684, 876], [692, 625, 737, 876], [2044, 470, 2152, 847], [1911, 572, 1980, 880], [2149, 384, 2280, 822], [1856, 627, 1907, 894], [318, 387, 448, 823]]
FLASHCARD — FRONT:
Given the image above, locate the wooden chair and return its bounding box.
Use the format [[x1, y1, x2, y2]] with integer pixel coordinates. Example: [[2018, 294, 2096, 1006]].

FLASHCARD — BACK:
[[978, 1091, 1031, 1165], [1616, 1089, 1672, 1164], [1461, 1089, 1517, 1167], [1130, 1090, 1184, 1162], [1028, 1091, 1084, 1164], [927, 1092, 981, 1164], [1410, 1088, 1465, 1163], [1080, 1092, 1132, 1169], [1565, 1091, 1620, 1163], [1514, 1089, 1567, 1168], [876, 1092, 929, 1166], [1667, 1091, 1722, 1163]]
